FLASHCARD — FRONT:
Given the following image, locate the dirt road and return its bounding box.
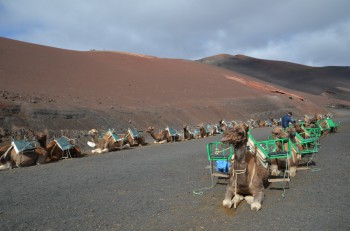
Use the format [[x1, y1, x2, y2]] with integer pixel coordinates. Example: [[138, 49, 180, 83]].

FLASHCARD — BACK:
[[1, 113, 349, 230]]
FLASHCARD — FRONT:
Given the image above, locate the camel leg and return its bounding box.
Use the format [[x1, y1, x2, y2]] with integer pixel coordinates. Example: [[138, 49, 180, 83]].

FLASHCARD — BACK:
[[270, 164, 280, 176], [223, 185, 243, 209], [223, 186, 234, 208], [289, 166, 297, 177], [232, 194, 244, 209], [288, 158, 297, 177], [92, 148, 103, 154], [122, 144, 130, 149], [250, 191, 264, 211], [36, 154, 47, 165], [0, 162, 11, 171]]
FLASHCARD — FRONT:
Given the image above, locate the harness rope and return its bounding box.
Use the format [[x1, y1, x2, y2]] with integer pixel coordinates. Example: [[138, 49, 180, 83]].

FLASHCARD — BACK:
[[233, 168, 247, 208]]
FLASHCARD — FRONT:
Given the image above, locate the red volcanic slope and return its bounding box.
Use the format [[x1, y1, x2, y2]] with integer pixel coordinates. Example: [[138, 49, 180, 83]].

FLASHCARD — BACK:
[[0, 38, 331, 130], [0, 38, 269, 107]]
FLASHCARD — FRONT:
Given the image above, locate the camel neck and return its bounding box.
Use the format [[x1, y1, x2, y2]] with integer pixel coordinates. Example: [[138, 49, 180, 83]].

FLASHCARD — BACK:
[[234, 143, 248, 169]]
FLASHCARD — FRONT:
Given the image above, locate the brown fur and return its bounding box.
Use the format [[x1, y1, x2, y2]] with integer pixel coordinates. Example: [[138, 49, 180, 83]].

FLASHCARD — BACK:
[[0, 143, 48, 171], [88, 129, 130, 153], [46, 139, 82, 161], [221, 123, 269, 211], [124, 128, 146, 146], [183, 125, 194, 140], [198, 124, 209, 138], [270, 126, 302, 177], [146, 126, 171, 143]]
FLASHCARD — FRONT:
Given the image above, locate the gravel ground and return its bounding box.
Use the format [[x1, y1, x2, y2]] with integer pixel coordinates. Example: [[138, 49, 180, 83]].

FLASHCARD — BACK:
[[0, 114, 349, 231]]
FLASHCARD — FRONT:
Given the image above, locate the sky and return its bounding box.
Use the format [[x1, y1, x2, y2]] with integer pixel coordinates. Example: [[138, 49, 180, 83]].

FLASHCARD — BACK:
[[1, 0, 349, 67]]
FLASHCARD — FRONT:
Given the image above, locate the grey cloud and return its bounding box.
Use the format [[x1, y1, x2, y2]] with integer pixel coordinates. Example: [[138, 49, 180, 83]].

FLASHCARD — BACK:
[[0, 0, 349, 66]]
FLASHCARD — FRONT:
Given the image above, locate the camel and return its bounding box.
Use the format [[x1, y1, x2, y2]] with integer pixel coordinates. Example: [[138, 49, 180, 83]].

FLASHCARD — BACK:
[[270, 127, 303, 177], [221, 122, 269, 211], [124, 128, 146, 146], [87, 129, 130, 154], [165, 126, 180, 142], [46, 136, 82, 161], [219, 119, 235, 132], [146, 126, 179, 143], [198, 124, 210, 138], [0, 133, 48, 170], [257, 119, 269, 127], [209, 124, 220, 136], [270, 118, 279, 126], [183, 125, 194, 140], [246, 119, 258, 128]]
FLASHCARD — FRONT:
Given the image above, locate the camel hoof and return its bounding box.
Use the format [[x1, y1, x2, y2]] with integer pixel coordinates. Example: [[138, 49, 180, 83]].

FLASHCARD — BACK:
[[271, 169, 281, 176], [289, 167, 297, 177], [232, 194, 244, 208], [251, 202, 262, 211], [0, 164, 10, 171], [245, 196, 254, 204], [223, 199, 233, 208]]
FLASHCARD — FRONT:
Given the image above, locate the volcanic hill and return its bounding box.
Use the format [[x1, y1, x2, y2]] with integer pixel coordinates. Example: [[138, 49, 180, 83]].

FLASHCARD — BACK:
[[197, 54, 350, 101], [0, 37, 346, 133]]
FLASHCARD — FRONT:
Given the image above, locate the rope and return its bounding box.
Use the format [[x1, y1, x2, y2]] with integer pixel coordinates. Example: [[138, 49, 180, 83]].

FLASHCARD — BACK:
[[214, 147, 231, 155], [307, 152, 321, 172], [233, 168, 246, 208], [281, 155, 290, 198], [192, 175, 215, 195]]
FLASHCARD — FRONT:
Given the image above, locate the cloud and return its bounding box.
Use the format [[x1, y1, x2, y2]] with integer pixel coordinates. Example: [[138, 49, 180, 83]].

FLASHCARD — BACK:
[[0, 0, 349, 66]]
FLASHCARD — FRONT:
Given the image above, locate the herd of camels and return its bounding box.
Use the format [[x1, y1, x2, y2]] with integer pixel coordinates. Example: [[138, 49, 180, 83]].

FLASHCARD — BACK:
[[0, 113, 338, 212]]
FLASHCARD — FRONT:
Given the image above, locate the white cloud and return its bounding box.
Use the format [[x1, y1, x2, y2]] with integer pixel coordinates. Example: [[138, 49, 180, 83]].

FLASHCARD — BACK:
[[0, 0, 349, 66]]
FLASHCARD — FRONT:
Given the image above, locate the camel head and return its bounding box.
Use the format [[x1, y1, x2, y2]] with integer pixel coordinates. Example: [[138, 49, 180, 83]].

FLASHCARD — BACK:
[[146, 127, 155, 133], [34, 131, 47, 148], [221, 122, 249, 146], [271, 127, 296, 139], [88, 129, 99, 135]]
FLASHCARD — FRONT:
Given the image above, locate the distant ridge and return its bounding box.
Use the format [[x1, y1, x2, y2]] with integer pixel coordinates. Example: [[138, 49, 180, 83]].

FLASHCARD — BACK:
[[197, 54, 350, 100]]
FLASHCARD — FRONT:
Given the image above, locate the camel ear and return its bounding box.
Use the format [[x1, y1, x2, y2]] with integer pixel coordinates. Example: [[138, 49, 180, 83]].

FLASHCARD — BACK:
[[243, 122, 250, 132]]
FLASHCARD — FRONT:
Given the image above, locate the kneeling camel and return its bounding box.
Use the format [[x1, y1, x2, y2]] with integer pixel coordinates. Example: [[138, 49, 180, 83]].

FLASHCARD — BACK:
[[221, 123, 269, 211]]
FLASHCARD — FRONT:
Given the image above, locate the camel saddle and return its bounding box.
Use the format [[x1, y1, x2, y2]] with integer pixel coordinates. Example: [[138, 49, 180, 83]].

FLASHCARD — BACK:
[[166, 127, 178, 137], [129, 128, 141, 139], [55, 137, 74, 151], [12, 139, 37, 154], [108, 129, 123, 142]]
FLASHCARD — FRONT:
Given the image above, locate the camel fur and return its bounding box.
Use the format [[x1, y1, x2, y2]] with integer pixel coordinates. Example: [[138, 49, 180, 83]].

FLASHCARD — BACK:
[[221, 122, 269, 211], [124, 128, 146, 146], [198, 124, 209, 138], [146, 126, 172, 144], [270, 127, 303, 177], [46, 138, 82, 161], [0, 132, 48, 170], [183, 125, 194, 140], [88, 129, 130, 154]]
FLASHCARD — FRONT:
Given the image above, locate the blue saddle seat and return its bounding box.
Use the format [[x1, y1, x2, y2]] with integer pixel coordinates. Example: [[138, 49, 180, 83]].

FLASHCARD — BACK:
[[166, 127, 178, 136], [12, 140, 37, 154], [129, 128, 140, 139], [55, 137, 74, 151]]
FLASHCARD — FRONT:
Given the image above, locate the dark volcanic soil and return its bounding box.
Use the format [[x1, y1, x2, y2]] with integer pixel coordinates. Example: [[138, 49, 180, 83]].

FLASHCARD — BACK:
[[0, 111, 349, 230]]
